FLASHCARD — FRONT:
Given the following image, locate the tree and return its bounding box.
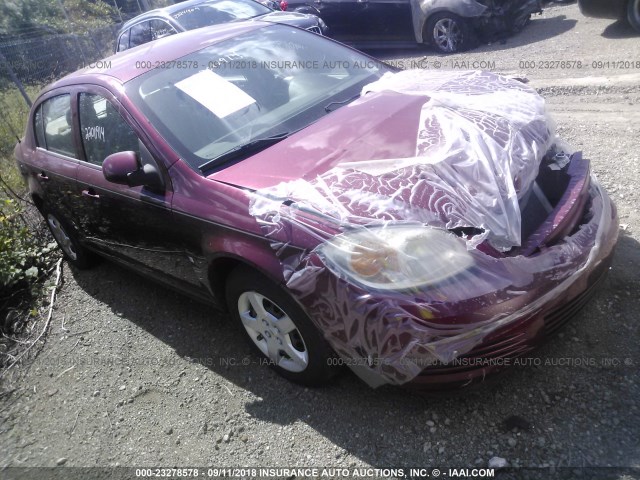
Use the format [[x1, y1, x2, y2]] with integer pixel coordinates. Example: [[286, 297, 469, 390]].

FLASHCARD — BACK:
[[0, 0, 120, 36]]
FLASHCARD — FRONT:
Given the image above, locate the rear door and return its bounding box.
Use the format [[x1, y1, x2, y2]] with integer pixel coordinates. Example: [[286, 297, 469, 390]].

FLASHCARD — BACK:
[[29, 92, 81, 227], [340, 0, 413, 41]]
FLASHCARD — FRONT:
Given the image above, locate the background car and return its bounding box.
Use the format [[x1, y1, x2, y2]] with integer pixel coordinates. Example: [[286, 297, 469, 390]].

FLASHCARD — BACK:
[[16, 23, 618, 389], [285, 0, 542, 52], [257, 0, 287, 10], [115, 0, 327, 52], [578, 0, 640, 32]]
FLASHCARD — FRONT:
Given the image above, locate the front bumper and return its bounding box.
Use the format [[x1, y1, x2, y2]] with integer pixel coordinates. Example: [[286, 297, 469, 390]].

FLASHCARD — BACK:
[[290, 174, 618, 388]]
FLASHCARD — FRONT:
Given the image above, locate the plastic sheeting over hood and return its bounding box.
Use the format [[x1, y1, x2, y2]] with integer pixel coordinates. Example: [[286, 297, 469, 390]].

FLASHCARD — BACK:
[[244, 69, 617, 387], [249, 70, 554, 251]]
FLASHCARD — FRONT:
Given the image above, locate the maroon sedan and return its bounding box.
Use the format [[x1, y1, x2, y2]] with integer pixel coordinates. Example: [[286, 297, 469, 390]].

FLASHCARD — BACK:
[[15, 22, 618, 389]]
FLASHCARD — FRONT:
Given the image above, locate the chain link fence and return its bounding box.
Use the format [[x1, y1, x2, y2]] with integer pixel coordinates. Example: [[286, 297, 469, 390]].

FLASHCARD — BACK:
[[0, 24, 122, 167], [0, 0, 177, 162], [0, 24, 122, 91]]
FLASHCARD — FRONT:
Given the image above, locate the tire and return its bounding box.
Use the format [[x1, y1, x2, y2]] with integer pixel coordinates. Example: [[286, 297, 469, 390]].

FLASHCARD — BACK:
[[44, 209, 97, 269], [629, 0, 640, 32], [424, 12, 471, 53], [225, 266, 336, 386]]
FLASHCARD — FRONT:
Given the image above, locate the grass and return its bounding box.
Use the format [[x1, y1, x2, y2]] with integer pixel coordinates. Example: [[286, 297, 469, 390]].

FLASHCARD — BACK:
[[0, 85, 57, 331], [0, 85, 42, 198]]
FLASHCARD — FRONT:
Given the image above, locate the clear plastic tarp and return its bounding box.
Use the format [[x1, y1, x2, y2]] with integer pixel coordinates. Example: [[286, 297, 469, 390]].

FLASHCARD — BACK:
[[247, 70, 616, 386]]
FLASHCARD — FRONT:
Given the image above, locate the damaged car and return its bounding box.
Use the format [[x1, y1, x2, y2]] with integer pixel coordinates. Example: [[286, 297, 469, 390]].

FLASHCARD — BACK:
[[16, 24, 618, 389], [286, 0, 543, 52]]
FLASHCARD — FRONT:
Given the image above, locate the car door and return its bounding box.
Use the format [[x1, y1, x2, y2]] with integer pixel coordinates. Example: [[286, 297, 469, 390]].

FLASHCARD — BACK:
[[363, 0, 413, 41], [29, 92, 81, 228], [342, 0, 413, 41], [73, 87, 203, 289]]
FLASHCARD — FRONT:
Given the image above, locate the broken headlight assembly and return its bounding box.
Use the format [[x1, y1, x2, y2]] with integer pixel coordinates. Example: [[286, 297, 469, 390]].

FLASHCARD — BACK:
[[318, 225, 474, 291]]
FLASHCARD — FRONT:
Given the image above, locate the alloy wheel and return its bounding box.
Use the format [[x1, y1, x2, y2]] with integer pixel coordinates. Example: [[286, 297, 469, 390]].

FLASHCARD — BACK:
[[433, 18, 463, 53]]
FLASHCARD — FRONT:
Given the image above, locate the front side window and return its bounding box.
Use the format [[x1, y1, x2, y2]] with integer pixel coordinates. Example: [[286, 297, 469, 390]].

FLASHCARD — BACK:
[[78, 93, 139, 166], [37, 94, 76, 158]]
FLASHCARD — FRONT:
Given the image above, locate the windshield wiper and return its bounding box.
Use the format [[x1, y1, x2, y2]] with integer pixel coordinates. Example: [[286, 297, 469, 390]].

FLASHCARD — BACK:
[[198, 132, 290, 172], [324, 93, 361, 113]]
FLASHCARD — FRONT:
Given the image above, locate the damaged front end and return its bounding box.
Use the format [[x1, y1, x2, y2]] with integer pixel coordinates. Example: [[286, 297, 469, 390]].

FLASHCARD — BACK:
[[246, 70, 618, 388], [475, 0, 544, 34], [414, 0, 543, 48]]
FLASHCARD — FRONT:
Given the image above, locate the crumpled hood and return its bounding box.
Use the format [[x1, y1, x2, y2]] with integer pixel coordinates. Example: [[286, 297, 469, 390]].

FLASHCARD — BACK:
[[212, 70, 554, 250]]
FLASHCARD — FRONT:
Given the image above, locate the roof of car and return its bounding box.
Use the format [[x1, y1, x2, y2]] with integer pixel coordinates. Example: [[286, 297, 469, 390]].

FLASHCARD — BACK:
[[120, 0, 239, 30], [43, 21, 265, 92]]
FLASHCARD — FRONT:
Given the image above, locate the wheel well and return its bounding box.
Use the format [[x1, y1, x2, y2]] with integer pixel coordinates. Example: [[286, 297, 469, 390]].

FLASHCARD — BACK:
[[207, 257, 284, 311], [208, 257, 242, 310]]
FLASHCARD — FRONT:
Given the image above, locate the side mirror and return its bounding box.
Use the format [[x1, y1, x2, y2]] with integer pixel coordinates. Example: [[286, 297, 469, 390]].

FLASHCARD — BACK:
[[103, 151, 138, 185], [103, 150, 165, 191]]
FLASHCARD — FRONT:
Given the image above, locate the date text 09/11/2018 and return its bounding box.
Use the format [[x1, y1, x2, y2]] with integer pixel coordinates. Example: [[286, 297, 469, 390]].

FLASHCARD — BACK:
[[519, 60, 640, 70], [134, 467, 497, 478]]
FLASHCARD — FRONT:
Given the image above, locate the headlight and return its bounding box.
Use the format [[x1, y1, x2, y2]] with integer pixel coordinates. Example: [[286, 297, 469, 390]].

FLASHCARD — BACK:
[[317, 225, 474, 291]]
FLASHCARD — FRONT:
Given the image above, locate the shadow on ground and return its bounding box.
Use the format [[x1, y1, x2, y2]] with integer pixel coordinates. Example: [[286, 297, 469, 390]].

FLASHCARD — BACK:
[[369, 15, 577, 60], [601, 20, 640, 39], [68, 230, 640, 467]]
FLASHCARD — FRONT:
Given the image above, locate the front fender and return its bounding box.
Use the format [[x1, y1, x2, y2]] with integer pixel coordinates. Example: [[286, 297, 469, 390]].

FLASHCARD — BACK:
[[412, 0, 488, 42]]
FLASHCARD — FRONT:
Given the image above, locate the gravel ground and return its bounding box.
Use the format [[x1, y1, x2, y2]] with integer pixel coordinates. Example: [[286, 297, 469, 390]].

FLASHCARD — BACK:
[[1, 2, 639, 478]]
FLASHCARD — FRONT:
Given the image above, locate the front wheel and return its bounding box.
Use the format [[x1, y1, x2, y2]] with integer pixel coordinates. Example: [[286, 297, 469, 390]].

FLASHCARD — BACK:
[[424, 13, 471, 53], [628, 0, 640, 32], [225, 266, 336, 386]]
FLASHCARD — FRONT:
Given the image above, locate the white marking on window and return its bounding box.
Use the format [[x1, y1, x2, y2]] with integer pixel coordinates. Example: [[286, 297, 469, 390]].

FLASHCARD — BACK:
[[175, 69, 256, 118], [84, 126, 105, 142]]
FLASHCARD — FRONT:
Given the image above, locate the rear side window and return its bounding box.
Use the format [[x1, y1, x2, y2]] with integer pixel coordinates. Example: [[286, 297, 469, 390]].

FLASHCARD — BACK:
[[37, 94, 76, 158], [117, 29, 130, 52], [78, 93, 139, 166], [129, 21, 153, 48], [150, 19, 177, 40]]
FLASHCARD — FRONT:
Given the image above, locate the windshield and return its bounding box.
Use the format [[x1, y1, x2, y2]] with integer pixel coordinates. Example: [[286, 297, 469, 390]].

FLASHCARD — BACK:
[[171, 0, 271, 30], [126, 25, 390, 172]]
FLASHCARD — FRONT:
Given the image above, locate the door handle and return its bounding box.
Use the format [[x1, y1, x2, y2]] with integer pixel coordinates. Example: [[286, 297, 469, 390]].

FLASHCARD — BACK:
[[37, 172, 49, 181], [81, 189, 100, 200]]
